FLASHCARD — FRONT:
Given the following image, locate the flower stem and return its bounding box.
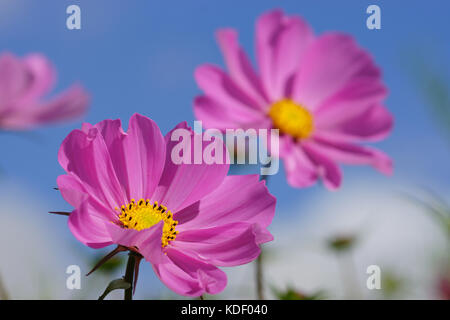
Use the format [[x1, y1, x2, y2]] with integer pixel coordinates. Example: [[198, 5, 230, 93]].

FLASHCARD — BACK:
[[124, 252, 136, 300], [256, 250, 265, 300], [256, 174, 270, 300], [0, 271, 9, 300]]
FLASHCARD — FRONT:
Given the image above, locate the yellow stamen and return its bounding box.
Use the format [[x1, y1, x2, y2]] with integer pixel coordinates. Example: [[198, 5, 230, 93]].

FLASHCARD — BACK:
[[269, 99, 314, 139], [117, 199, 178, 247]]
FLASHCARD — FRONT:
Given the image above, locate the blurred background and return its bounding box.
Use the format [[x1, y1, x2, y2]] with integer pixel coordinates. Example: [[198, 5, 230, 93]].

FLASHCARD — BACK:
[[0, 0, 448, 299]]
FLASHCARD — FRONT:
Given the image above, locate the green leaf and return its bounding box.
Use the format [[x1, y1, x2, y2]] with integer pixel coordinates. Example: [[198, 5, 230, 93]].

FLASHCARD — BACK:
[[272, 286, 325, 300], [98, 278, 131, 300], [327, 235, 357, 253]]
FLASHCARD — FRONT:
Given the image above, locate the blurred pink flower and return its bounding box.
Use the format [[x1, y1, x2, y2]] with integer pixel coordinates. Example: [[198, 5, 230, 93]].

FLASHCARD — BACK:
[[194, 9, 393, 189], [57, 114, 275, 297], [0, 52, 89, 130]]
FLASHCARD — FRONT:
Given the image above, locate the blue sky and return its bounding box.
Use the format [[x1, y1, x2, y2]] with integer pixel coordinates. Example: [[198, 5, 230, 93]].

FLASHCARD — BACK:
[[0, 0, 449, 298]]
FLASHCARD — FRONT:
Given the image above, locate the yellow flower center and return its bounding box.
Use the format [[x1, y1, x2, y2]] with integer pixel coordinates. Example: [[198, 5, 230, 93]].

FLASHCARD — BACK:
[[117, 199, 178, 247], [269, 99, 314, 139]]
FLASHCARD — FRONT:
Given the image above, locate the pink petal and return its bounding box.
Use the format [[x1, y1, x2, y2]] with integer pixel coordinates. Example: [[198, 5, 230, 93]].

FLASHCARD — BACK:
[[57, 174, 90, 208], [175, 174, 275, 229], [57, 174, 117, 222], [0, 53, 28, 104], [173, 222, 270, 267], [255, 10, 314, 101], [0, 53, 89, 129], [154, 247, 227, 296], [94, 114, 166, 201], [194, 64, 264, 115], [68, 198, 115, 249], [105, 221, 166, 264], [2, 85, 90, 130], [58, 127, 127, 209], [270, 16, 314, 100], [316, 104, 394, 142], [301, 141, 343, 190], [216, 28, 268, 108], [310, 134, 393, 175], [138, 223, 167, 265], [292, 33, 381, 111], [29, 85, 89, 125], [123, 114, 166, 200], [255, 9, 284, 100], [194, 95, 270, 131], [272, 134, 295, 158], [282, 142, 318, 188], [90, 119, 130, 197], [314, 77, 387, 123], [152, 122, 229, 212], [21, 53, 56, 102]]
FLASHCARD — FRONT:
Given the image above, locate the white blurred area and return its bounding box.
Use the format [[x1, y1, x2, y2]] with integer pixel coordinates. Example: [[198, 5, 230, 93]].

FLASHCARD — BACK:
[[0, 179, 72, 299], [0, 178, 127, 299], [221, 180, 449, 300]]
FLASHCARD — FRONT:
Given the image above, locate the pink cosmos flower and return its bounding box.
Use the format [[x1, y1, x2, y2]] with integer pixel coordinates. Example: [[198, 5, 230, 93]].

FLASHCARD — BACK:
[[0, 52, 89, 130], [57, 113, 275, 297], [194, 9, 393, 189]]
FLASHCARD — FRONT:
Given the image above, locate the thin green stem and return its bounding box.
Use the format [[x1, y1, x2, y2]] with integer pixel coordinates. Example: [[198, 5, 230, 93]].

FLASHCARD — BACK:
[[0, 271, 9, 300], [256, 250, 265, 300], [261, 174, 270, 185], [124, 252, 136, 300], [256, 174, 270, 300]]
